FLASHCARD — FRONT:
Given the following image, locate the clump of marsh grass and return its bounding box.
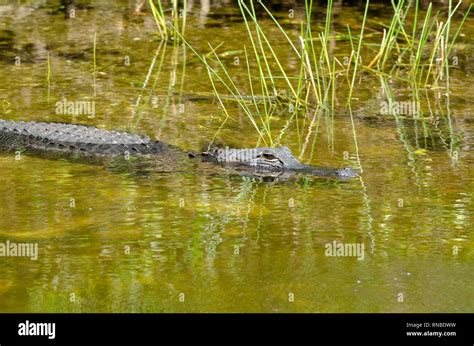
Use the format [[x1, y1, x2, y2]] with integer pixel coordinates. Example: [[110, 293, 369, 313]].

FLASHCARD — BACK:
[[366, 0, 472, 88], [170, 0, 470, 162], [362, 0, 470, 164], [148, 0, 186, 41], [172, 0, 345, 148]]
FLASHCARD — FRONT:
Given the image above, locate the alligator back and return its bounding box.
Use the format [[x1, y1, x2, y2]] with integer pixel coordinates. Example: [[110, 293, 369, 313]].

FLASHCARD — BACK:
[[0, 120, 166, 156]]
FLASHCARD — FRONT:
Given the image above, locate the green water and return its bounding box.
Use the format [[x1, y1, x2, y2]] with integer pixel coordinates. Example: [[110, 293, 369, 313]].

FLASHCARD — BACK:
[[0, 0, 472, 312]]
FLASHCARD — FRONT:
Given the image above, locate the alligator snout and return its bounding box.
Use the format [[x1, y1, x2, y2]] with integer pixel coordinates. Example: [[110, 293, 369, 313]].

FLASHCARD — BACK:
[[335, 167, 359, 178]]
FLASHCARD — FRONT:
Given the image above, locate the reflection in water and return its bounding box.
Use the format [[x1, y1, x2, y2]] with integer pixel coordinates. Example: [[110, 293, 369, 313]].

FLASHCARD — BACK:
[[0, 0, 472, 313]]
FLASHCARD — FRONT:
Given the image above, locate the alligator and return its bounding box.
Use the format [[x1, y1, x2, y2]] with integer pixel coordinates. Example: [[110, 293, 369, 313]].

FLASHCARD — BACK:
[[0, 119, 358, 180]]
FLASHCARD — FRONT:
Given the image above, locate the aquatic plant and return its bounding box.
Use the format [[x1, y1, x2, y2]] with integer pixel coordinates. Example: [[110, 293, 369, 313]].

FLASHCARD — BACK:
[[149, 0, 186, 41]]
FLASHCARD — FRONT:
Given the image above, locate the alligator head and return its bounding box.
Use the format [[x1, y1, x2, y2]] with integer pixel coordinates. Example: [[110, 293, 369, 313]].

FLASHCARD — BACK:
[[200, 146, 358, 179]]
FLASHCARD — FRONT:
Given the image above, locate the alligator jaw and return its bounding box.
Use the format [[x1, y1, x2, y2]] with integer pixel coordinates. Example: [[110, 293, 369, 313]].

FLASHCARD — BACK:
[[292, 163, 359, 178], [200, 146, 359, 179], [223, 163, 359, 181]]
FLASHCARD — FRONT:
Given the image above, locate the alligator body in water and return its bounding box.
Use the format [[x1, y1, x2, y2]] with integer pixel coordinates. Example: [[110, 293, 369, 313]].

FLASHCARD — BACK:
[[0, 119, 358, 179]]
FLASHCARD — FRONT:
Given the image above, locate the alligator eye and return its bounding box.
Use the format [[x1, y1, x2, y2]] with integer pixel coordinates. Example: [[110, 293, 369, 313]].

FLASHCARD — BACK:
[[261, 153, 277, 160]]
